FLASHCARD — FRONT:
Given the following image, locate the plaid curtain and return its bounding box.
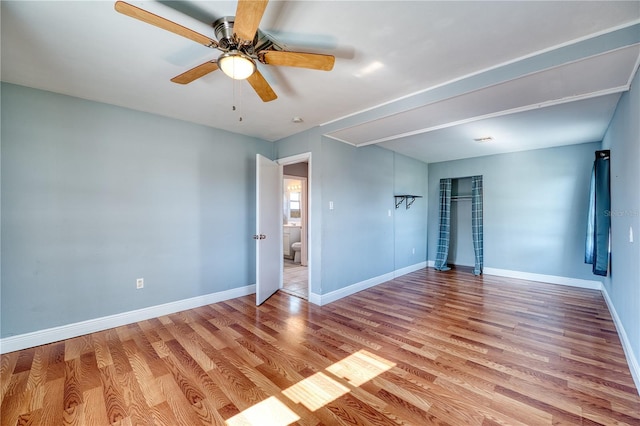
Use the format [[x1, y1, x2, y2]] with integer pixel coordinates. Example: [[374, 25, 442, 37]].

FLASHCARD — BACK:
[[471, 176, 483, 276], [585, 150, 610, 276], [434, 179, 452, 271]]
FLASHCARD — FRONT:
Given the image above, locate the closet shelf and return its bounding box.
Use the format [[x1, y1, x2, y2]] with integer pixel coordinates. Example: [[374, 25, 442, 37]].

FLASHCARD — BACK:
[[394, 195, 422, 209]]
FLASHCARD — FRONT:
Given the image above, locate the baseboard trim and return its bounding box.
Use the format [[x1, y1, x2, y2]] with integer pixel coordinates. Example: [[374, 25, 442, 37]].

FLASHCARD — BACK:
[[394, 261, 428, 278], [483, 267, 603, 290], [315, 261, 427, 306], [308, 292, 322, 306], [317, 272, 395, 306], [601, 285, 640, 394], [0, 284, 256, 354], [425, 262, 603, 290]]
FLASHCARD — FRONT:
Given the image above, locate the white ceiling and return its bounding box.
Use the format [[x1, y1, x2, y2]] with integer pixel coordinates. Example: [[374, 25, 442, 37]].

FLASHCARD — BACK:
[[2, 1, 639, 163]]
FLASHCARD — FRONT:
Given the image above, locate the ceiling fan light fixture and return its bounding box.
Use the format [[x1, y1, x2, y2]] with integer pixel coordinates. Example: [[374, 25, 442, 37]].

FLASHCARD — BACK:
[[218, 51, 256, 80]]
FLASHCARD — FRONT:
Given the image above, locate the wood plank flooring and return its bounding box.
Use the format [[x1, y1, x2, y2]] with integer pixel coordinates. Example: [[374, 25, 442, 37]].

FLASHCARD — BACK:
[[2, 269, 639, 425]]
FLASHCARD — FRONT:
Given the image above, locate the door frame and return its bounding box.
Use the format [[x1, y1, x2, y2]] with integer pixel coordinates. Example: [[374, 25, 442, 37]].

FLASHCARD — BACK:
[[277, 152, 312, 299]]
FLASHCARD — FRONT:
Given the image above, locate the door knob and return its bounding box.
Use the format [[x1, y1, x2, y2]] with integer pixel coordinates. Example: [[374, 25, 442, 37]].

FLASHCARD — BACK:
[[253, 235, 260, 239], [259, 234, 267, 239]]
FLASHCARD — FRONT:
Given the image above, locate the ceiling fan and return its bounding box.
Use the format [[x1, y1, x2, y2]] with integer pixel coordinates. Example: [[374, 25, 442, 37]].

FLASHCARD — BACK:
[[114, 0, 335, 102]]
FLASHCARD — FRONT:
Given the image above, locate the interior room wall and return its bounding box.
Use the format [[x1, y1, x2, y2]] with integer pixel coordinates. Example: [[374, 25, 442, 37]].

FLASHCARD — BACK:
[[428, 141, 600, 281], [393, 153, 428, 271], [276, 133, 429, 296], [1, 83, 273, 338], [319, 140, 395, 293], [602, 66, 640, 372]]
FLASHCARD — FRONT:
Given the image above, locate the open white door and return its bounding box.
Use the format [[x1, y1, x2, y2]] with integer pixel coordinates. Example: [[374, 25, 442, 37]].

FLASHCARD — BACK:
[[255, 154, 282, 305]]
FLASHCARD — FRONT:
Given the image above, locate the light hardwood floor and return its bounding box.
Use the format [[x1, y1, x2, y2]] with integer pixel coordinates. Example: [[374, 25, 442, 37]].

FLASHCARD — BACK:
[[2, 269, 639, 425]]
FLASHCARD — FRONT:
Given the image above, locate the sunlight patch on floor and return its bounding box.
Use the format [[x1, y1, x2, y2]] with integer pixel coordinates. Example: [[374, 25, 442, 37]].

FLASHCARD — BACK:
[[326, 349, 396, 386], [225, 396, 299, 426], [226, 349, 396, 425], [282, 371, 350, 411]]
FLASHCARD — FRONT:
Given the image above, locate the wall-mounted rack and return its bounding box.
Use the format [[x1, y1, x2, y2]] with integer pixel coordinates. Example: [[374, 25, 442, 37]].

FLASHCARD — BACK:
[[394, 195, 422, 209]]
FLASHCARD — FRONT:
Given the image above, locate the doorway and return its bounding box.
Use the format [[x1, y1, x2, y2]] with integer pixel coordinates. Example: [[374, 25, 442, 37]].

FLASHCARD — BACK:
[[278, 155, 311, 300]]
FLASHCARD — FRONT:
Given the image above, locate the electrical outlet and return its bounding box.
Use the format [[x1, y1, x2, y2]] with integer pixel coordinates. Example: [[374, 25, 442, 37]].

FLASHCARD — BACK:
[[136, 278, 144, 289], [412, 248, 415, 254]]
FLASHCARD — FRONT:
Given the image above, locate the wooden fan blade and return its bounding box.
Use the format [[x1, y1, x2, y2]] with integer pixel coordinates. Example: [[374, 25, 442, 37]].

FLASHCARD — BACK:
[[234, 0, 269, 41], [247, 70, 277, 102], [261, 51, 335, 71], [115, 1, 216, 47], [171, 61, 219, 84]]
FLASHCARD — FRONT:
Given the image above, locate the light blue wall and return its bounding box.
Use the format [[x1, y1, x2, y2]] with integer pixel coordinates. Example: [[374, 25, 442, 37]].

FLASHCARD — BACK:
[[393, 153, 428, 270], [320, 140, 395, 292], [1, 83, 273, 337], [276, 133, 428, 295], [602, 67, 640, 365], [428, 142, 600, 280]]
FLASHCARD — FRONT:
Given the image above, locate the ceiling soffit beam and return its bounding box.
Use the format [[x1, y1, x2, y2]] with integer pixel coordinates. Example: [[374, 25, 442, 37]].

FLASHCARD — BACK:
[[320, 22, 640, 144], [327, 44, 640, 147]]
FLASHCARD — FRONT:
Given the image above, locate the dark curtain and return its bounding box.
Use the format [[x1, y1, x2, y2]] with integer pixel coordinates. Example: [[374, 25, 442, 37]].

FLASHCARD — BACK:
[[585, 150, 611, 276]]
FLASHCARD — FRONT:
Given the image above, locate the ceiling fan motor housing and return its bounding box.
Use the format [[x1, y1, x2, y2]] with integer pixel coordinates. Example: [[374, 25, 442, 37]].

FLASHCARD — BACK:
[[213, 16, 276, 55], [213, 17, 236, 50]]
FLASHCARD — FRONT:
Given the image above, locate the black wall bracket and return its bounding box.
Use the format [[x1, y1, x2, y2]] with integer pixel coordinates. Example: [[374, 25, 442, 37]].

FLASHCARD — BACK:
[[394, 195, 422, 209]]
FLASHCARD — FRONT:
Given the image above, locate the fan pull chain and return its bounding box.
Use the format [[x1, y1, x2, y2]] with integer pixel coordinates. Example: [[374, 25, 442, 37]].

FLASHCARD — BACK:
[[231, 80, 243, 122], [238, 79, 243, 122], [232, 106, 243, 122]]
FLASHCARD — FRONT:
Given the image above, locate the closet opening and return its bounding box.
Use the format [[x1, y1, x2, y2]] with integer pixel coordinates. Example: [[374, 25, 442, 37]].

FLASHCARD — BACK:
[[434, 175, 483, 275], [449, 177, 474, 271]]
